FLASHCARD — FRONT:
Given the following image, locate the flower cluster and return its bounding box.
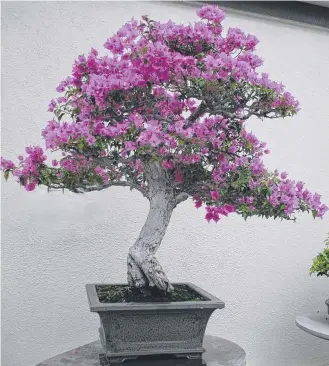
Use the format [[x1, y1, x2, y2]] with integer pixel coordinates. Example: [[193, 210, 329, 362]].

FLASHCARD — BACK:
[[94, 166, 109, 184], [267, 176, 327, 217], [1, 147, 47, 191], [197, 5, 226, 24], [205, 205, 235, 223], [42, 120, 96, 149]]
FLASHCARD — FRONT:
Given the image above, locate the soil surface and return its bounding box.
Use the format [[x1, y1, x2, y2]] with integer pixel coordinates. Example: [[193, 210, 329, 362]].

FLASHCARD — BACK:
[[96, 284, 206, 303]]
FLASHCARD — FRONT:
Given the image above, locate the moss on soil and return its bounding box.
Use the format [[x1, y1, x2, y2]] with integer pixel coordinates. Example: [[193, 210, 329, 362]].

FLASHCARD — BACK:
[[96, 284, 206, 303]]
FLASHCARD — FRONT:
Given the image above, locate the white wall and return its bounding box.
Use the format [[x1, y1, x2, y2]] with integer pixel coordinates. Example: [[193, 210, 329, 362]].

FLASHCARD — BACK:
[[1, 2, 329, 365]]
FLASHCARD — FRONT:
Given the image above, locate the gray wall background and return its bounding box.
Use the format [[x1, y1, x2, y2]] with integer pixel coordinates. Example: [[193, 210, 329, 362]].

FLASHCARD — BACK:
[[1, 2, 329, 365]]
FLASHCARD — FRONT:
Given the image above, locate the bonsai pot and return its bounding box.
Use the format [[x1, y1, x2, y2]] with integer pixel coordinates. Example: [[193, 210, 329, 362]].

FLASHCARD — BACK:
[[86, 282, 224, 363]]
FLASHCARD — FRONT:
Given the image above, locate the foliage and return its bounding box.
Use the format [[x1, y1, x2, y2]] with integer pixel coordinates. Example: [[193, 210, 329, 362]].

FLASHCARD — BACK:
[[1, 5, 328, 223], [310, 235, 329, 277]]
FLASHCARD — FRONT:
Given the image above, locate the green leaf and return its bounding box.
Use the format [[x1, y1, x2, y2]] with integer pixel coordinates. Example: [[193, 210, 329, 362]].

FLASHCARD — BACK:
[[312, 210, 318, 219], [4, 170, 10, 181], [19, 175, 26, 186], [78, 142, 84, 151]]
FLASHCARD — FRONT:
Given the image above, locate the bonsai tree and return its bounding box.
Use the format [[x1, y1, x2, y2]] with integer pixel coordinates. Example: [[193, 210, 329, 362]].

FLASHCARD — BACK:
[[1, 5, 328, 293], [310, 235, 329, 277]]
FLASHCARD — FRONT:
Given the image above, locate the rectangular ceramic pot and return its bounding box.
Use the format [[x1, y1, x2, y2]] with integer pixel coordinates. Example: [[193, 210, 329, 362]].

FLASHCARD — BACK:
[[86, 282, 224, 363]]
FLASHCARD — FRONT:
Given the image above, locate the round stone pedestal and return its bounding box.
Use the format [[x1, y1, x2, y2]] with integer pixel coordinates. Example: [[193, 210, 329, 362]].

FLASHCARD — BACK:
[[296, 311, 329, 340], [37, 335, 246, 366]]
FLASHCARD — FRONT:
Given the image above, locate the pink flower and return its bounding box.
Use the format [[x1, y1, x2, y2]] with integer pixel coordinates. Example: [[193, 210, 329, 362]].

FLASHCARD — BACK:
[[205, 205, 235, 223], [174, 168, 183, 183], [57, 97, 67, 104], [13, 169, 23, 177], [193, 195, 203, 209], [56, 83, 65, 93], [223, 205, 235, 214], [296, 181, 304, 190], [1, 158, 15, 170], [317, 204, 328, 218], [25, 182, 36, 191], [210, 190, 219, 200], [124, 141, 137, 151], [48, 99, 57, 112], [162, 160, 174, 169], [205, 211, 214, 222], [87, 136, 96, 145], [195, 200, 202, 208], [90, 48, 98, 56], [197, 5, 226, 23], [94, 166, 104, 174]]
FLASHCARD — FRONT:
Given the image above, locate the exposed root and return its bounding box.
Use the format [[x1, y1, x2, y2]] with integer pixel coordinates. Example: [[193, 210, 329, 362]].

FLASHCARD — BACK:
[[127, 254, 147, 288], [128, 248, 174, 293]]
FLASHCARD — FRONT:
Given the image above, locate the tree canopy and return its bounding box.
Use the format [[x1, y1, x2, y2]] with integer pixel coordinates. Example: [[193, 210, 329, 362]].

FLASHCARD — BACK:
[[1, 5, 327, 223]]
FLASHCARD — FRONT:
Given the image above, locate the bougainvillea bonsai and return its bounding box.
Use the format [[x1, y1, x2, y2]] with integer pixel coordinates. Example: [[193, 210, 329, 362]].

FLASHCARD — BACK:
[[2, 5, 328, 294]]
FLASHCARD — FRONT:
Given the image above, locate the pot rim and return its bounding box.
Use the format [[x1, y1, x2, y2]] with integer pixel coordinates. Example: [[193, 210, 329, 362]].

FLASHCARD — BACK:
[[86, 282, 225, 312]]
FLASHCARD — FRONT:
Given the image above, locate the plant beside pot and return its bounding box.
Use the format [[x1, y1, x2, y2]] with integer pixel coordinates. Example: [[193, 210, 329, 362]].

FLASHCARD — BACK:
[[310, 234, 329, 314], [2, 4, 328, 364]]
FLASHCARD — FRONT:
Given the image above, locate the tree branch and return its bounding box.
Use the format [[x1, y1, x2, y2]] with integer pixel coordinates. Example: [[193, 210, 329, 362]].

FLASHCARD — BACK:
[[175, 192, 189, 206], [48, 181, 149, 198], [146, 114, 173, 123], [185, 102, 207, 127], [241, 109, 281, 121], [210, 107, 235, 119]]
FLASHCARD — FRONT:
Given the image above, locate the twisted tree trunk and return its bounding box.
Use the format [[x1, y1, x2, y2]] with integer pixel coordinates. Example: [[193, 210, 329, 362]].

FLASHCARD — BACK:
[[127, 157, 176, 292]]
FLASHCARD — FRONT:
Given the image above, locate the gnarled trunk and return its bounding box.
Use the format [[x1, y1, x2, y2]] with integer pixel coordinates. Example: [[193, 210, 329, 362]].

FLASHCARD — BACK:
[[127, 157, 176, 292]]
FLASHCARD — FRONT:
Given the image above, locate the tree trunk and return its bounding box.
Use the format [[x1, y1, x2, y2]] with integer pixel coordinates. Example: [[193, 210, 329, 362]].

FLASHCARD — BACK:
[[127, 157, 176, 292]]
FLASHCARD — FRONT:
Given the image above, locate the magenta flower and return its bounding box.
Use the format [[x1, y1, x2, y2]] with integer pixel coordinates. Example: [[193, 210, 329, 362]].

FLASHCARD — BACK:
[[1, 158, 15, 170], [210, 191, 220, 200], [197, 5, 226, 24], [48, 99, 57, 112], [25, 182, 36, 191]]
